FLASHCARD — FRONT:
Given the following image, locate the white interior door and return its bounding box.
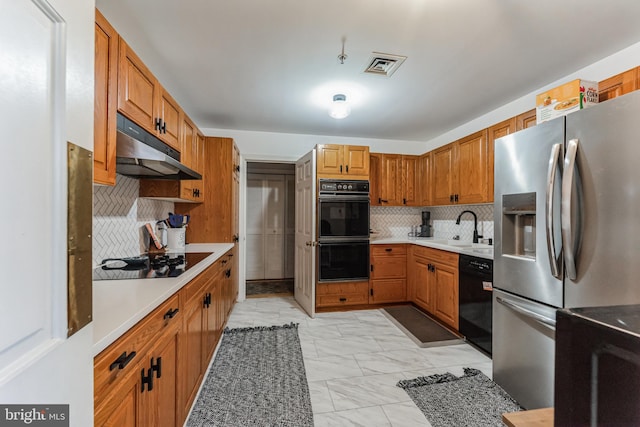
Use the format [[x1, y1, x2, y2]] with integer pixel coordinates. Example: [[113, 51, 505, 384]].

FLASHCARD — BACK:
[[284, 175, 296, 278], [246, 174, 286, 280], [246, 176, 265, 280], [264, 176, 285, 279], [294, 150, 316, 317]]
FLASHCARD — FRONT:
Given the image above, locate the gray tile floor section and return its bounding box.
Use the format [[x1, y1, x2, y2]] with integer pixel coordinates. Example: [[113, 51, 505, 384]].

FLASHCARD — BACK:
[[224, 296, 492, 427]]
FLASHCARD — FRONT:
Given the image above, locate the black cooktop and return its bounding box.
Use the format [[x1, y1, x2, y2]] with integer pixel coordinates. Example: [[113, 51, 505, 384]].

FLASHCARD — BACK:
[[93, 252, 212, 281]]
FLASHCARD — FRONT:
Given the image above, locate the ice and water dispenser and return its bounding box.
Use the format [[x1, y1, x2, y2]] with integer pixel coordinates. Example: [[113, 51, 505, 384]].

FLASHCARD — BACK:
[[501, 193, 537, 258]]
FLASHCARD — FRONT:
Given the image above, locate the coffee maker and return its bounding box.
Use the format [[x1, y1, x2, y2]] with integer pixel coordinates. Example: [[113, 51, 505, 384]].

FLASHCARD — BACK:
[[420, 211, 432, 237]]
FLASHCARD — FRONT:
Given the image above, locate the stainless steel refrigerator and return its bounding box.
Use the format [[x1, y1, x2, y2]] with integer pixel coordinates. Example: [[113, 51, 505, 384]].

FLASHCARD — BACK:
[[493, 90, 640, 409]]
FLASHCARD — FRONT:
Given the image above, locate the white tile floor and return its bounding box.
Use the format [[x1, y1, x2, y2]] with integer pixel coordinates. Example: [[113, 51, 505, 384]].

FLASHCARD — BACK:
[[225, 296, 492, 427]]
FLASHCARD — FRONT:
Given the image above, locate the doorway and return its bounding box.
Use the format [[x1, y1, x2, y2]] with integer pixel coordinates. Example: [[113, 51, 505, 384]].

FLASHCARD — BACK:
[[245, 162, 295, 297]]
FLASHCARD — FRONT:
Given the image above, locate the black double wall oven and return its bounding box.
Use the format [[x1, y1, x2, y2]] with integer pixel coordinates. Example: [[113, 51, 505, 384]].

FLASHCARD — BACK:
[[317, 179, 370, 283]]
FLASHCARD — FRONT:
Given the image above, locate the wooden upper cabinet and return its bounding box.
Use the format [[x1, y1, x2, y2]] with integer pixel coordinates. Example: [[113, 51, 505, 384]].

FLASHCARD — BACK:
[[370, 153, 419, 206], [431, 130, 490, 206], [432, 143, 455, 205], [180, 115, 196, 169], [158, 87, 182, 150], [117, 38, 182, 151], [379, 154, 402, 205], [316, 144, 369, 178], [456, 129, 489, 204], [599, 67, 639, 103], [401, 155, 419, 206], [94, 10, 119, 186], [487, 118, 516, 203], [417, 152, 432, 206], [344, 145, 370, 176], [369, 153, 382, 206], [118, 38, 157, 133], [195, 132, 205, 175], [516, 109, 537, 131]]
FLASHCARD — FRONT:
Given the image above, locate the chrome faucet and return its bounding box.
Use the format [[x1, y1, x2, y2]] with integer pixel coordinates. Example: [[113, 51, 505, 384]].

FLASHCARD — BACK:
[[456, 210, 480, 243]]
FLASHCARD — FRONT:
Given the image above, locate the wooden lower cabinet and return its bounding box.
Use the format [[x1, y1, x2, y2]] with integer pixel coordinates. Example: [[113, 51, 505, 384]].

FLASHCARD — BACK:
[[95, 252, 234, 427], [370, 244, 407, 304], [408, 246, 459, 330], [94, 299, 181, 427], [316, 282, 369, 307]]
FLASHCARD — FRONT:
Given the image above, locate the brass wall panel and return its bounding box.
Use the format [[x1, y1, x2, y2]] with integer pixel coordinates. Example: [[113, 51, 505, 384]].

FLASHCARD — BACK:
[[67, 142, 93, 336]]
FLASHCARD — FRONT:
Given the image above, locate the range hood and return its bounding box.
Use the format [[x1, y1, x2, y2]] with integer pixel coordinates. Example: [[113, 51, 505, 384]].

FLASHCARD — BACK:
[[115, 113, 202, 180]]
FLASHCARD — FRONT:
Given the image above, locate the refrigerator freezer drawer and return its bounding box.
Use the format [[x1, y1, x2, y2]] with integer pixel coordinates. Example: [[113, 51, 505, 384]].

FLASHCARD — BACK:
[[492, 289, 557, 409]]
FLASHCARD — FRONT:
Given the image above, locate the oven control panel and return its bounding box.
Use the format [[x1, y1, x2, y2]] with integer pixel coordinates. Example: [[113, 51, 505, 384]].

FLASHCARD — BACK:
[[319, 179, 369, 194]]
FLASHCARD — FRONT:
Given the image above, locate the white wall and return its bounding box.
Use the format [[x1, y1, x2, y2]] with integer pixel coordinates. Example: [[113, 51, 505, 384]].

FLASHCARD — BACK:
[[203, 41, 640, 158], [199, 127, 427, 160], [423, 41, 640, 151]]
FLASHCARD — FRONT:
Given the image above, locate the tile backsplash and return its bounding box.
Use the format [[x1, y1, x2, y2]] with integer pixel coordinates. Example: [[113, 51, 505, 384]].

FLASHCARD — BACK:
[[93, 175, 174, 265], [371, 204, 494, 241]]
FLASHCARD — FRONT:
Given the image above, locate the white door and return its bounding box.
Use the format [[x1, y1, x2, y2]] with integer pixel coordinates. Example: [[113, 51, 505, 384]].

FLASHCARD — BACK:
[[0, 0, 93, 424], [264, 176, 286, 279], [294, 150, 316, 317], [246, 176, 266, 280], [246, 174, 286, 280], [284, 175, 296, 278]]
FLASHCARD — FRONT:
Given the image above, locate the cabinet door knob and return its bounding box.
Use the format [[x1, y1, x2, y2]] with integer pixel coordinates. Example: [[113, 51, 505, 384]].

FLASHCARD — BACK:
[[346, 165, 349, 173], [161, 120, 166, 134], [450, 195, 454, 202], [340, 165, 343, 173], [454, 194, 459, 203]]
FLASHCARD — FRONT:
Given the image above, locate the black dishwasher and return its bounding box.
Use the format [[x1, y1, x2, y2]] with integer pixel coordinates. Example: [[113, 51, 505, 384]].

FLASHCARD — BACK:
[[459, 254, 493, 355]]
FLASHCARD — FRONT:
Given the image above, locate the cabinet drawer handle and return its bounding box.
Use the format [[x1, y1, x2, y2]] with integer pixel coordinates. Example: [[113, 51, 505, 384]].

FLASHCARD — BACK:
[[150, 356, 162, 379], [225, 269, 231, 278], [346, 165, 349, 173], [340, 165, 343, 173], [221, 259, 228, 265], [141, 367, 154, 393], [339, 297, 347, 302], [385, 248, 392, 252], [155, 118, 162, 131], [379, 198, 388, 203], [109, 351, 137, 371], [163, 308, 179, 320]]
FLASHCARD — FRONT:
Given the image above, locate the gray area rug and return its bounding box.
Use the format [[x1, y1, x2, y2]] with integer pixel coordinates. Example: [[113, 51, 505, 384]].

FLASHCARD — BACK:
[[397, 368, 522, 427], [383, 305, 464, 348], [246, 279, 294, 297], [187, 323, 313, 427]]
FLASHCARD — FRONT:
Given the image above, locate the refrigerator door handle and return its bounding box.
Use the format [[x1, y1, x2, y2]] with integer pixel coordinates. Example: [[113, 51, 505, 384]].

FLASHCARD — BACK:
[[496, 296, 557, 328], [546, 143, 562, 279], [562, 138, 579, 280]]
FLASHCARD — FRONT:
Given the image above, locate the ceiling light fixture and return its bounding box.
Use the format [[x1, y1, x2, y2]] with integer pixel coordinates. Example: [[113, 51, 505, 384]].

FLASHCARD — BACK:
[[329, 94, 351, 119]]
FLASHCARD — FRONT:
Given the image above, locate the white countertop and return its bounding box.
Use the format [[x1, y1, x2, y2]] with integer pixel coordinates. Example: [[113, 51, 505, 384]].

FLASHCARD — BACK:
[[92, 243, 234, 356], [371, 236, 494, 260]]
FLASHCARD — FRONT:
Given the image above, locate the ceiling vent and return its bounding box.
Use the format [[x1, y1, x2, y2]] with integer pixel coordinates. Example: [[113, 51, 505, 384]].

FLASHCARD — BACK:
[[364, 52, 407, 77]]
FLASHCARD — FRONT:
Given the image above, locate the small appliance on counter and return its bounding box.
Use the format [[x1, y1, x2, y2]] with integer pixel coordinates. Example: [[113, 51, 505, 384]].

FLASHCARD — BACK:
[[419, 211, 432, 237]]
